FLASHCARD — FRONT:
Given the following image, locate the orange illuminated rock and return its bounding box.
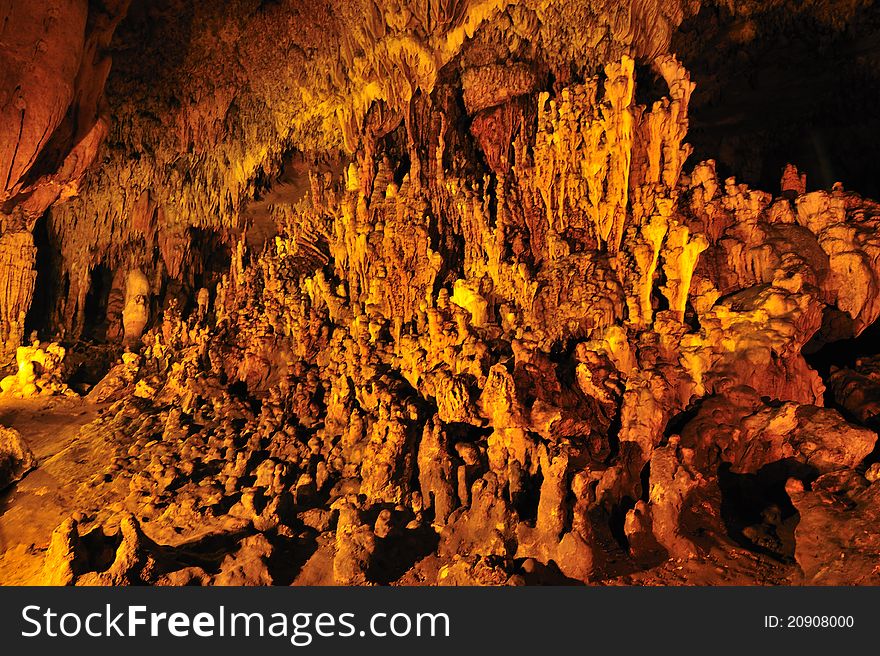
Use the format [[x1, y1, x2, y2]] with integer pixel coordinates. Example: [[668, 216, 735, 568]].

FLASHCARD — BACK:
[[0, 425, 36, 491], [787, 473, 880, 585], [0, 340, 69, 397], [3, 0, 880, 588], [680, 388, 877, 475]]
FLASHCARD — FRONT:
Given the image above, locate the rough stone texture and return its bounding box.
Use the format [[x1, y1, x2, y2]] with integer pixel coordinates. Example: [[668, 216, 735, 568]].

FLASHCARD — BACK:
[[0, 425, 36, 491], [1, 1, 880, 587], [0, 0, 129, 354], [827, 356, 880, 425], [0, 340, 69, 397], [680, 387, 877, 475], [787, 473, 880, 585], [0, 232, 37, 354]]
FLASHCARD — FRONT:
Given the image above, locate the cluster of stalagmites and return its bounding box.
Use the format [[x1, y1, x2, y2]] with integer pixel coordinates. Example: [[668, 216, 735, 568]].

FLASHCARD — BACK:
[[0, 0, 707, 353], [0, 340, 71, 398], [16, 51, 880, 586]]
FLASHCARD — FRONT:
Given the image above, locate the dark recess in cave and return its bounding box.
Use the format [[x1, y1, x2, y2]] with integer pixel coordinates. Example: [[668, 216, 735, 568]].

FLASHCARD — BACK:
[[82, 263, 114, 343], [804, 317, 880, 379], [24, 213, 57, 340], [677, 2, 880, 198], [718, 459, 811, 561]]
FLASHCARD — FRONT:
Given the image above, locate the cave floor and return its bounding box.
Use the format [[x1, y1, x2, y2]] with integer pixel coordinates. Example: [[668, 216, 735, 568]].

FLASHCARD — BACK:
[[0, 396, 109, 584], [0, 396, 800, 586]]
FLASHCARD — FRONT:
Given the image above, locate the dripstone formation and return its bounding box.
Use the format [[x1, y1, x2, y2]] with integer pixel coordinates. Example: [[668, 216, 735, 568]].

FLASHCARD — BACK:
[[1, 0, 880, 585]]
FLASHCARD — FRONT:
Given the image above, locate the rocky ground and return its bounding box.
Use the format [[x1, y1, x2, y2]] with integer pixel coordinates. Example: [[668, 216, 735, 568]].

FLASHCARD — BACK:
[[3, 1, 880, 586], [0, 393, 799, 586]]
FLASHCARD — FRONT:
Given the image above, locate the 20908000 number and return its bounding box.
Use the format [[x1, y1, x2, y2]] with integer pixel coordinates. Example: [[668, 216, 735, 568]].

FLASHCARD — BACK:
[[764, 616, 854, 628], [788, 616, 853, 628]]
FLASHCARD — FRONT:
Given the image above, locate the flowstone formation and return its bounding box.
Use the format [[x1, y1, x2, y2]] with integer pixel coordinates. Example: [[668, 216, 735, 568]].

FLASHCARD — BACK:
[[3, 0, 880, 586], [0, 340, 69, 398]]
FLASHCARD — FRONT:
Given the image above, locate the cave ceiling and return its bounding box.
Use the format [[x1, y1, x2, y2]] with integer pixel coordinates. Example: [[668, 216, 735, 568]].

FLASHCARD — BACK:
[[3, 0, 880, 586]]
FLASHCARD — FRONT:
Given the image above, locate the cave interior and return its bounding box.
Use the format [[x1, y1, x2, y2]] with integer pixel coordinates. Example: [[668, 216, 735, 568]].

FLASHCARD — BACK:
[[2, 0, 880, 585]]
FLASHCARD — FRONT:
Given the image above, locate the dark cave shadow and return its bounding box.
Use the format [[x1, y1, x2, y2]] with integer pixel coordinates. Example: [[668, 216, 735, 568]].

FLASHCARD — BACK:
[[517, 558, 585, 586], [801, 311, 880, 433], [803, 310, 880, 379], [587, 505, 669, 582], [368, 526, 441, 585], [355, 503, 440, 585], [158, 529, 254, 575], [717, 459, 815, 562], [265, 531, 320, 586], [676, 2, 880, 199], [141, 521, 318, 585]]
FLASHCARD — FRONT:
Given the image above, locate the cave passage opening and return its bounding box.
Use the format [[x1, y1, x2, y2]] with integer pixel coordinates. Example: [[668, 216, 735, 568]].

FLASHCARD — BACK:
[[23, 213, 58, 342], [717, 459, 811, 562], [81, 263, 115, 344]]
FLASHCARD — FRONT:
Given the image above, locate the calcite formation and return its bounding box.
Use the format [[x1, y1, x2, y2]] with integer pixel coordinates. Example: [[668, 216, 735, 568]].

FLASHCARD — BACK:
[[0, 340, 69, 397], [0, 0, 129, 356], [0, 426, 36, 491], [121, 269, 150, 346], [2, 0, 880, 587], [787, 472, 880, 585]]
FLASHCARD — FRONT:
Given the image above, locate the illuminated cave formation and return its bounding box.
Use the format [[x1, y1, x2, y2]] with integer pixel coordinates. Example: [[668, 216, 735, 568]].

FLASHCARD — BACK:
[[2, 0, 880, 585]]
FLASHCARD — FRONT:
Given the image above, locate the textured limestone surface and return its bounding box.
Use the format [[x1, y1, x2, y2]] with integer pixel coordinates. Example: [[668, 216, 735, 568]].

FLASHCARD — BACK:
[[1, 0, 880, 586]]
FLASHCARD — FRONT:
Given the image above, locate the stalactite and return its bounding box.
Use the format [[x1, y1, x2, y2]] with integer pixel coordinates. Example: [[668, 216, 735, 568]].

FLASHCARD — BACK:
[[4, 0, 880, 588]]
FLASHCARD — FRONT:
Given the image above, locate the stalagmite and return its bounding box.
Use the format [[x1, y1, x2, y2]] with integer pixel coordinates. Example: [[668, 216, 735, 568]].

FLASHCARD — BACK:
[[121, 269, 151, 346], [0, 340, 68, 397], [1, 0, 880, 589]]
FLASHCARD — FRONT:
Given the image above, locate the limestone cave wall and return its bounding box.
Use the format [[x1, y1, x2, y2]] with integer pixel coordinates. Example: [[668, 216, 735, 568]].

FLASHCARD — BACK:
[[2, 0, 880, 586]]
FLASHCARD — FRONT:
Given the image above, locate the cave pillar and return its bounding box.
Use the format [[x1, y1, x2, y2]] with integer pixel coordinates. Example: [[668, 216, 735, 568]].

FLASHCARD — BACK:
[[121, 269, 150, 346], [0, 231, 38, 359]]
